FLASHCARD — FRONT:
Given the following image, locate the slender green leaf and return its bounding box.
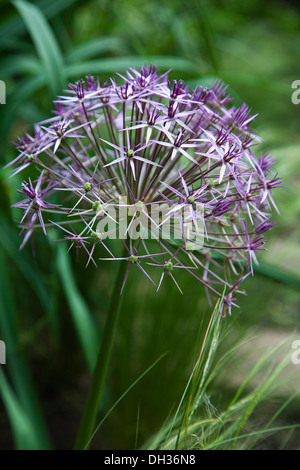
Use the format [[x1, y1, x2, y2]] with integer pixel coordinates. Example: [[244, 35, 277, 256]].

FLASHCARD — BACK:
[[0, 216, 59, 336], [0, 76, 45, 161], [0, 249, 51, 449], [255, 261, 300, 290], [0, 0, 78, 48], [52, 234, 99, 371], [0, 55, 42, 78], [13, 0, 65, 96], [85, 353, 167, 449], [190, 0, 219, 72], [66, 37, 125, 62], [64, 56, 201, 79], [203, 425, 300, 450], [0, 369, 42, 449]]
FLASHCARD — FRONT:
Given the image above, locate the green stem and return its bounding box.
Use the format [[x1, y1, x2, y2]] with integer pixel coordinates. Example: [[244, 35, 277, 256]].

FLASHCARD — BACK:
[[74, 246, 128, 450]]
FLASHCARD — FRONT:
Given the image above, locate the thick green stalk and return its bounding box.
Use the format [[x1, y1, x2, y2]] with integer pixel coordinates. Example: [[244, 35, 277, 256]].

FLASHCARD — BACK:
[[74, 247, 128, 450]]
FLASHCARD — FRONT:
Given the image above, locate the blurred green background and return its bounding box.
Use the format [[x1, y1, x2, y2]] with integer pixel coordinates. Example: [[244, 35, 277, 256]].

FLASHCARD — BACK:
[[0, 0, 300, 450]]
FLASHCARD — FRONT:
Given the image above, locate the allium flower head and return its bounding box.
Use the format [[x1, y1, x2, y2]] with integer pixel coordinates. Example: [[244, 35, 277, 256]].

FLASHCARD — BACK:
[[7, 65, 280, 315]]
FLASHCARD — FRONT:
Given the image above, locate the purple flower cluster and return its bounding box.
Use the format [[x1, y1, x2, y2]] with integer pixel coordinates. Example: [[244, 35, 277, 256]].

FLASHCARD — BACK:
[[7, 65, 280, 315]]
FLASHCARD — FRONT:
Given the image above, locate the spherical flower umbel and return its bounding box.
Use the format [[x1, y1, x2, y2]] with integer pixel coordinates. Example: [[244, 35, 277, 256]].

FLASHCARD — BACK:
[[7, 65, 281, 315]]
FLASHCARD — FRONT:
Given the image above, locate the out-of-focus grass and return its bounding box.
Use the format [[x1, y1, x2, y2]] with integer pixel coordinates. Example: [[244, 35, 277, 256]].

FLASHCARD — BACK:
[[141, 304, 300, 451], [0, 0, 299, 450]]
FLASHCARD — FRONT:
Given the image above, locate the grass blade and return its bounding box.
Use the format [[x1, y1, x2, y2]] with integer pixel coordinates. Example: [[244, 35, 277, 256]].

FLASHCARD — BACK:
[[0, 0, 78, 48], [255, 261, 300, 290], [0, 369, 43, 449], [85, 353, 167, 450], [0, 215, 59, 337], [13, 0, 65, 96], [66, 37, 125, 62], [0, 249, 52, 449], [52, 234, 99, 371], [64, 56, 201, 79]]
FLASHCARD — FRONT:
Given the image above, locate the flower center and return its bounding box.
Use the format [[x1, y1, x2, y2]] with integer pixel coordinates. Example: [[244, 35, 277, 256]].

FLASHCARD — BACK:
[[92, 200, 102, 212], [135, 200, 144, 210], [84, 182, 91, 192], [91, 231, 101, 242], [164, 261, 173, 271]]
